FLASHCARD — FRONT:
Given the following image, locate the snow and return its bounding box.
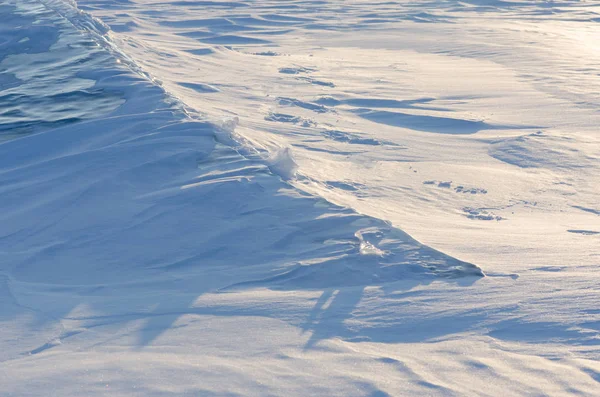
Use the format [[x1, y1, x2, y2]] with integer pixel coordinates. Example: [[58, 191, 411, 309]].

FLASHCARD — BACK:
[[265, 147, 298, 180], [1, 0, 600, 395]]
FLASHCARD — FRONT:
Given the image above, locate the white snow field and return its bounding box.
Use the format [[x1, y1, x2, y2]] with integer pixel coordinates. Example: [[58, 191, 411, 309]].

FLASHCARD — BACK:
[[1, 0, 600, 395]]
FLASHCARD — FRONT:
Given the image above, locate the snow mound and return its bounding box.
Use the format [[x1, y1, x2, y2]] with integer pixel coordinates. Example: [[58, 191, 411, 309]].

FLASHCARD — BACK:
[[266, 147, 299, 180]]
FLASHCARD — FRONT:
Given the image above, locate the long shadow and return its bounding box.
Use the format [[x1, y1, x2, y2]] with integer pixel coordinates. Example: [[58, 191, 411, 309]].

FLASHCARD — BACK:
[[298, 276, 483, 350], [303, 288, 365, 350]]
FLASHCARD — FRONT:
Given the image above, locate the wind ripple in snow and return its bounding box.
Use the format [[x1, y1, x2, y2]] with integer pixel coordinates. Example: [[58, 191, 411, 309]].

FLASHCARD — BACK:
[[0, 1, 125, 141]]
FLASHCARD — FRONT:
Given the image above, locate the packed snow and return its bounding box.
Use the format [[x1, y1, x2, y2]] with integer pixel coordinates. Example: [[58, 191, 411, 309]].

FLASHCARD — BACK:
[[1, 0, 599, 395]]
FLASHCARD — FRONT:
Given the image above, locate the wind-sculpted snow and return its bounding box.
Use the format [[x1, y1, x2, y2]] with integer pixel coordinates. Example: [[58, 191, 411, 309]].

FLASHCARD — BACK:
[[2, 0, 600, 395], [0, 0, 491, 390], [0, 0, 481, 283]]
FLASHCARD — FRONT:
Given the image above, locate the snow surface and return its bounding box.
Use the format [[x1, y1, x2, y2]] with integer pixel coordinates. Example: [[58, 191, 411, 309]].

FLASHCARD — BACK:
[[1, 0, 600, 395]]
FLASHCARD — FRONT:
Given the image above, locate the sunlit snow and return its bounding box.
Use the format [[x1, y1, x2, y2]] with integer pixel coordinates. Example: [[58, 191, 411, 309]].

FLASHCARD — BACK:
[[1, 0, 599, 395]]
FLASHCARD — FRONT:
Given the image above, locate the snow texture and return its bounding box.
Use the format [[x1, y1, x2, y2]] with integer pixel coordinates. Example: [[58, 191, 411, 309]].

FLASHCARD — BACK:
[[1, 0, 600, 395]]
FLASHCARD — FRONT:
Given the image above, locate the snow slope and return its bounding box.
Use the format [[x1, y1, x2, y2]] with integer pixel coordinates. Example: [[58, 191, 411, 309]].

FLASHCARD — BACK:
[[1, 0, 600, 395], [78, 0, 600, 270]]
